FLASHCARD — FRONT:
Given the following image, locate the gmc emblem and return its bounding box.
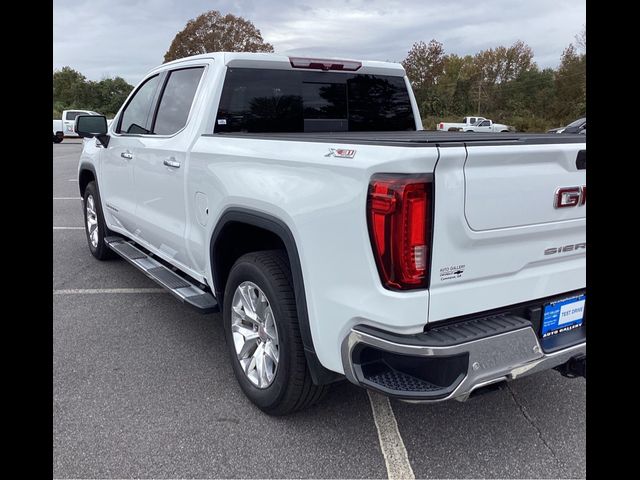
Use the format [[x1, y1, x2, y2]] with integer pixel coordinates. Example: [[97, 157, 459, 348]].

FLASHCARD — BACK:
[[554, 186, 586, 208]]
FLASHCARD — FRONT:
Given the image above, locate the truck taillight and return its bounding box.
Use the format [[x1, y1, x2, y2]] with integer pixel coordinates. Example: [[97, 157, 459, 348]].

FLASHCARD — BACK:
[[289, 57, 362, 71], [439, 123, 443, 129], [367, 174, 432, 290]]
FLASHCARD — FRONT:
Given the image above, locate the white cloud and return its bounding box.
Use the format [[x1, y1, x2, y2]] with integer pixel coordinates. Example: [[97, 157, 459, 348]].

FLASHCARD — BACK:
[[53, 0, 585, 85]]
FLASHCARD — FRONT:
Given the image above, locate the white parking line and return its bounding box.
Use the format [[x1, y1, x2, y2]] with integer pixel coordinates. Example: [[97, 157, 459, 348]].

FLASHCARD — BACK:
[[54, 288, 167, 295], [68, 179, 77, 182], [367, 390, 415, 480], [53, 197, 81, 200], [53, 227, 84, 230]]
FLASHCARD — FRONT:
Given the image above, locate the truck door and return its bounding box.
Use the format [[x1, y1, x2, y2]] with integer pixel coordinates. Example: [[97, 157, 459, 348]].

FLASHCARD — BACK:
[[132, 66, 206, 273], [476, 120, 492, 132], [100, 73, 163, 236]]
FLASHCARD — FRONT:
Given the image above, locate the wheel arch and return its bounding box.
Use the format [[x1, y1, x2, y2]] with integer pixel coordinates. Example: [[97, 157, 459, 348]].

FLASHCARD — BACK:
[[78, 162, 97, 198], [210, 207, 342, 385]]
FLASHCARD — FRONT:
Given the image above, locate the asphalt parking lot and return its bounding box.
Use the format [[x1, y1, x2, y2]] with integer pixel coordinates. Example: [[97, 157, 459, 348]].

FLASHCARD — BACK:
[[53, 140, 586, 479]]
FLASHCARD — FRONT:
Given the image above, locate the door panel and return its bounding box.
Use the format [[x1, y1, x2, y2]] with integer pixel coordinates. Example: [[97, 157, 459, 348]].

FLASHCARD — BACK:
[[132, 67, 205, 271], [100, 136, 142, 234], [100, 74, 163, 236]]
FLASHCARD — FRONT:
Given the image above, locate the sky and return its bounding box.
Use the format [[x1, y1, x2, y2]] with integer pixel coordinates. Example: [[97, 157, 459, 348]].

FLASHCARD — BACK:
[[53, 0, 585, 85]]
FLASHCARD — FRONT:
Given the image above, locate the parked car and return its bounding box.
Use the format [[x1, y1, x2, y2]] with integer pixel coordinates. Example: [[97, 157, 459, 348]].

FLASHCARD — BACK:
[[462, 119, 512, 133], [437, 116, 486, 131], [53, 110, 100, 142], [547, 117, 586, 134], [75, 52, 586, 415]]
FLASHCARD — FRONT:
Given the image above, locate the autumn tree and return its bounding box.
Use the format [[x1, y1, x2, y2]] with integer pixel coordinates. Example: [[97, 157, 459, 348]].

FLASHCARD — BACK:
[[575, 26, 586, 53], [472, 41, 534, 85], [401, 40, 447, 117], [164, 10, 274, 63], [553, 43, 586, 122]]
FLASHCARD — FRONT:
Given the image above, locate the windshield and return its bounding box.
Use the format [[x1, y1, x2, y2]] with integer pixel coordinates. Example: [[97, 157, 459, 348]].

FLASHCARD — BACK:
[[566, 117, 586, 128]]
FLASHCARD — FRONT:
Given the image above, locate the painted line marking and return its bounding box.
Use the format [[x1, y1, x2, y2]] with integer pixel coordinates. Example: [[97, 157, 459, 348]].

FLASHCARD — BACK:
[[54, 288, 167, 295], [68, 179, 77, 182], [367, 390, 415, 480], [53, 227, 84, 230], [53, 197, 81, 200]]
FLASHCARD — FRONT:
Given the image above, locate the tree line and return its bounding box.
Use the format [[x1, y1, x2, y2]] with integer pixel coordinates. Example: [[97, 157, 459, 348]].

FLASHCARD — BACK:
[[53, 67, 134, 118], [53, 10, 585, 131], [402, 30, 585, 131]]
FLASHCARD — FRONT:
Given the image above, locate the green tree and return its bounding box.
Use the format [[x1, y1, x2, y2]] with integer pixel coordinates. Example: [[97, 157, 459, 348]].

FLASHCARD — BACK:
[[53, 67, 91, 108], [95, 77, 134, 116], [164, 10, 274, 63], [53, 67, 134, 118]]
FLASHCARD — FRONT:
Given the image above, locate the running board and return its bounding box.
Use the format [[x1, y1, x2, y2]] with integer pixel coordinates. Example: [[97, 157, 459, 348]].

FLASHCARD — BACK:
[[104, 236, 219, 313]]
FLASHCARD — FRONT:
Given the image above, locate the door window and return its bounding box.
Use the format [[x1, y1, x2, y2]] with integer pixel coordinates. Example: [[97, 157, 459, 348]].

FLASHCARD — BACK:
[[65, 111, 86, 121], [117, 74, 161, 134], [153, 67, 204, 135]]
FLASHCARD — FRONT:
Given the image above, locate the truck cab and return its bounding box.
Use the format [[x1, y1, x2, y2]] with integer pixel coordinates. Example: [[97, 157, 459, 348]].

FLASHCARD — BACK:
[[53, 110, 101, 143]]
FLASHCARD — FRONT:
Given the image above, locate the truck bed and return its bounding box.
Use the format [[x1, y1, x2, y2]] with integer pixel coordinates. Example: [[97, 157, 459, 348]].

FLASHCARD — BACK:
[[209, 130, 585, 147]]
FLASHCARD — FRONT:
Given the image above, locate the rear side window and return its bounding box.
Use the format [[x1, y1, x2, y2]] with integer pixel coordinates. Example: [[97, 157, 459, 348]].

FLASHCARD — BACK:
[[153, 67, 204, 135], [117, 74, 160, 134], [215, 68, 415, 133], [65, 111, 85, 121]]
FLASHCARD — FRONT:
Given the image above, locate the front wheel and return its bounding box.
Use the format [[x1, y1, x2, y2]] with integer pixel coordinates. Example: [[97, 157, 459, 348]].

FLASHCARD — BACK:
[[82, 181, 116, 260], [223, 250, 326, 415], [53, 135, 62, 143]]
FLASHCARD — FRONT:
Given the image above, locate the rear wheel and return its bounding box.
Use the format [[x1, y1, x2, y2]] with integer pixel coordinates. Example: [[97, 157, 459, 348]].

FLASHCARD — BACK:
[[82, 181, 116, 260], [53, 135, 62, 143], [223, 250, 327, 415], [466, 130, 474, 132]]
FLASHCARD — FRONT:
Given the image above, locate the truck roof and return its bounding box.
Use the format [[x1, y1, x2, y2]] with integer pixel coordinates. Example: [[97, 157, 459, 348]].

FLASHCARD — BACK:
[[154, 52, 407, 77]]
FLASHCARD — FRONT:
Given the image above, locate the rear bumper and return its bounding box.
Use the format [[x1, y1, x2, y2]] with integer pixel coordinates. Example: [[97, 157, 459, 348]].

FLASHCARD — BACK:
[[340, 315, 585, 402]]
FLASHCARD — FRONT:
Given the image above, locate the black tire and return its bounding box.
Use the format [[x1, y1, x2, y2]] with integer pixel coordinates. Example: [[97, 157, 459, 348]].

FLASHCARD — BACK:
[[466, 130, 474, 132], [223, 250, 327, 415], [82, 181, 116, 260], [52, 136, 62, 143]]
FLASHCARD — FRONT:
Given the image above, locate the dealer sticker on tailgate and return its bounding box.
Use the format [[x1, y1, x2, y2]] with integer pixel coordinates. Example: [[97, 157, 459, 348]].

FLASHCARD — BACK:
[[541, 294, 585, 337]]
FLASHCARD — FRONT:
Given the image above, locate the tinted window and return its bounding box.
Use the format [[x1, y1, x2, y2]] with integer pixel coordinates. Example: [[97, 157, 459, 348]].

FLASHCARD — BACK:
[[215, 68, 415, 133], [65, 111, 86, 121], [118, 74, 160, 134], [566, 117, 586, 128], [153, 67, 204, 135], [468, 117, 476, 124], [480, 120, 490, 126]]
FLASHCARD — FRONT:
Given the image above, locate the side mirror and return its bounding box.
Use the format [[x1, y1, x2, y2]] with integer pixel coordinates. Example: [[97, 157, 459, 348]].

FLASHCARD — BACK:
[[75, 115, 110, 147]]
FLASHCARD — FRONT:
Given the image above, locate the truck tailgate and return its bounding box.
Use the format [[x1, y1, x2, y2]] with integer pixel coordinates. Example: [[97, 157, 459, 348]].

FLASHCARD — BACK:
[[464, 144, 586, 230], [427, 142, 586, 323]]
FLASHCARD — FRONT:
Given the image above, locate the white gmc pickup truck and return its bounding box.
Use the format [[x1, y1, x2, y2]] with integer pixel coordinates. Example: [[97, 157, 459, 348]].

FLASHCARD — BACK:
[[75, 52, 586, 415]]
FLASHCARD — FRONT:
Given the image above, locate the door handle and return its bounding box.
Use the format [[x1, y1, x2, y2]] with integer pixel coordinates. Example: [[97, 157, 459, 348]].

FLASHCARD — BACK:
[[121, 151, 133, 160], [163, 158, 181, 168]]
